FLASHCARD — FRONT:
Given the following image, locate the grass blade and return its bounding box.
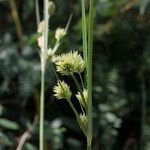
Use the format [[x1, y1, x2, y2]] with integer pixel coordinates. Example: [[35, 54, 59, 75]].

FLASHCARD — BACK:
[[87, 0, 94, 149]]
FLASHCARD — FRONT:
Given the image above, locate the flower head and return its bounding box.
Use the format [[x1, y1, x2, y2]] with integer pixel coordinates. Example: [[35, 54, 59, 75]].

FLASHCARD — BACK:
[[37, 20, 45, 33], [37, 35, 44, 49], [47, 48, 54, 61], [53, 80, 72, 100], [48, 1, 56, 16], [78, 113, 87, 136], [55, 28, 66, 41], [55, 51, 85, 75], [76, 89, 88, 107]]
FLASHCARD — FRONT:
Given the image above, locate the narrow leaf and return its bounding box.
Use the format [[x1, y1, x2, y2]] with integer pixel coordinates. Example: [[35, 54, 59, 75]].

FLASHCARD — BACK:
[[0, 118, 19, 130]]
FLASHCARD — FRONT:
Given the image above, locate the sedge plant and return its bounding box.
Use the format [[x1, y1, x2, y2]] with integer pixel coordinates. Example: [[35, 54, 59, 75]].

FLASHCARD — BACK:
[[37, 0, 94, 149], [37, 1, 72, 149], [52, 0, 94, 150]]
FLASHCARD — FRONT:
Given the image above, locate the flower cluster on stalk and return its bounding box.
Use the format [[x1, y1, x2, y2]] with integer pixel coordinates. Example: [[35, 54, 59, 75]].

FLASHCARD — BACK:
[[55, 51, 85, 75], [36, 0, 88, 137], [53, 50, 88, 136]]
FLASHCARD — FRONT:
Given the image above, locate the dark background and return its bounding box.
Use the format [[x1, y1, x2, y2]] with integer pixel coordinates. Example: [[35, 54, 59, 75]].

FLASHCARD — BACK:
[[0, 0, 150, 150]]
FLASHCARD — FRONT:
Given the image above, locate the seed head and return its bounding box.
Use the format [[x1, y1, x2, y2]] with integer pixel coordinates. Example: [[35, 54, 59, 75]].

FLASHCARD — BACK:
[[55, 28, 66, 42], [55, 51, 85, 75], [48, 1, 56, 16], [76, 89, 88, 107], [53, 80, 72, 100]]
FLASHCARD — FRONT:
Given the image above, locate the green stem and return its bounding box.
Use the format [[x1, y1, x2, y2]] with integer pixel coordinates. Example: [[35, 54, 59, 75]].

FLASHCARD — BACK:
[[9, 0, 24, 48], [87, 140, 92, 150], [81, 0, 87, 66], [81, 0, 88, 88], [35, 0, 40, 27], [53, 14, 73, 54], [86, 0, 94, 149], [71, 73, 87, 111], [50, 62, 60, 81], [65, 14, 73, 32], [79, 73, 85, 90], [39, 0, 49, 150], [67, 99, 79, 119], [39, 69, 45, 150]]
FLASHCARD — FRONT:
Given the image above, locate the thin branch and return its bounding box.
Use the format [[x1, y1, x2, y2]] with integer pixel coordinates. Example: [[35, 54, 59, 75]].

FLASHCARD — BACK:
[[16, 116, 39, 150], [9, 0, 24, 48]]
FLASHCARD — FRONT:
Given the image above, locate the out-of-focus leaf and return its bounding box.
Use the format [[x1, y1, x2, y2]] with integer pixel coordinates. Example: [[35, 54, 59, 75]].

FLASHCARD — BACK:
[[24, 143, 37, 150], [0, 118, 19, 130], [0, 132, 13, 146], [27, 33, 39, 45], [140, 0, 149, 15]]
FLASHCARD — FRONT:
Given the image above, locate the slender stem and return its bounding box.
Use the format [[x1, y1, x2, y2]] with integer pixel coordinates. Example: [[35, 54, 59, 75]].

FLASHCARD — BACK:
[[9, 0, 24, 48], [40, 69, 45, 150], [86, 0, 94, 149], [67, 99, 79, 119], [78, 73, 85, 113], [79, 73, 85, 90], [81, 0, 88, 88], [71, 73, 87, 111], [50, 62, 59, 81], [87, 141, 92, 150], [79, 100, 85, 115], [39, 0, 49, 150], [53, 41, 60, 53], [65, 14, 73, 32], [81, 0, 88, 65], [35, 0, 40, 27], [53, 14, 73, 54]]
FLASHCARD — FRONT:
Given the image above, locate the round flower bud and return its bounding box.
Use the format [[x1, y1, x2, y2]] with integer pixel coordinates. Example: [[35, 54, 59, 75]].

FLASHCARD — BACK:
[[55, 28, 66, 42], [48, 1, 56, 16], [53, 80, 72, 100]]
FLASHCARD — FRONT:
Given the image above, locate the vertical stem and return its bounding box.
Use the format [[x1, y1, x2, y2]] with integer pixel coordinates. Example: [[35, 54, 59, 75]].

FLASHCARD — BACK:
[[39, 0, 49, 150], [40, 69, 45, 150], [9, 0, 24, 48], [67, 99, 79, 119], [140, 76, 147, 150], [71, 73, 87, 111], [35, 0, 40, 27], [87, 141, 92, 150], [81, 0, 88, 65], [87, 0, 94, 149], [81, 0, 88, 87], [79, 73, 85, 90]]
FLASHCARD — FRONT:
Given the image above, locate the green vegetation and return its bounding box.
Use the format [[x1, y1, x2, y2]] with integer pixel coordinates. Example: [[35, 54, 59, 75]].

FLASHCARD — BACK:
[[0, 0, 149, 150]]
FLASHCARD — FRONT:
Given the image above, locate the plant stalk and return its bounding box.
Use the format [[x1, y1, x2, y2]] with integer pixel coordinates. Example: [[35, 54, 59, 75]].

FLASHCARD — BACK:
[[71, 73, 87, 111], [40, 68, 45, 150], [87, 141, 92, 150], [86, 0, 94, 149], [39, 0, 49, 149], [9, 0, 24, 48]]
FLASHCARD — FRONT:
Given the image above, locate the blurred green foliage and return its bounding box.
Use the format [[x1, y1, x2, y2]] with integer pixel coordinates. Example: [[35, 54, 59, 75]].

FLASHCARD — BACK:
[[0, 0, 149, 150]]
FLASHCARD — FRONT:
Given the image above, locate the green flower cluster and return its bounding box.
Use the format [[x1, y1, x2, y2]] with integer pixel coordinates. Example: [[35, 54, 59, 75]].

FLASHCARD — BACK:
[[55, 51, 85, 75], [53, 80, 72, 100], [78, 113, 87, 136], [76, 89, 88, 107]]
